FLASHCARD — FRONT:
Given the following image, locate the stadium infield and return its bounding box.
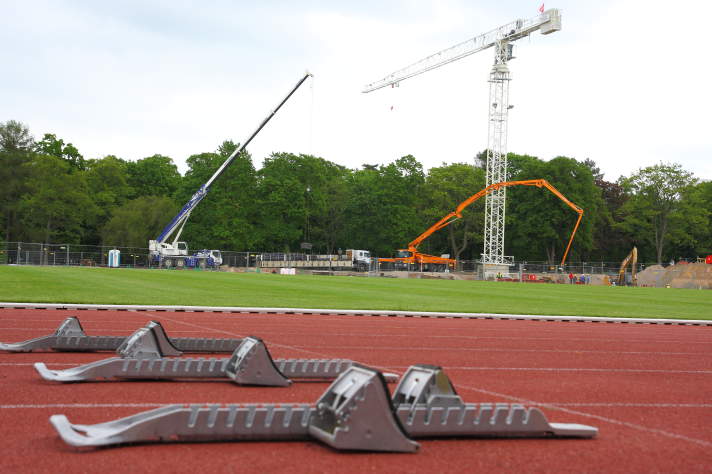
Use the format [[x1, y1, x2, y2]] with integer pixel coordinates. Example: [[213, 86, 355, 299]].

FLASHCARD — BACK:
[[1, 265, 710, 320], [1, 306, 710, 473]]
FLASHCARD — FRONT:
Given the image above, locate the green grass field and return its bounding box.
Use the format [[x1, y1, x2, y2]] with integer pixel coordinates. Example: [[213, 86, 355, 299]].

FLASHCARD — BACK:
[[1, 266, 709, 320], [0, 266, 712, 319]]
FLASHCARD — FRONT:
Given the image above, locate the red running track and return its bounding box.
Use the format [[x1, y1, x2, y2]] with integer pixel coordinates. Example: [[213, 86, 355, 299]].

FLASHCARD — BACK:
[[1, 307, 710, 473]]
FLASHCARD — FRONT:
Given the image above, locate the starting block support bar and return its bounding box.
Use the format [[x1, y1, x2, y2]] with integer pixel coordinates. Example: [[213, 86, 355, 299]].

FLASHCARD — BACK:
[[0, 317, 243, 353], [35, 333, 399, 385]]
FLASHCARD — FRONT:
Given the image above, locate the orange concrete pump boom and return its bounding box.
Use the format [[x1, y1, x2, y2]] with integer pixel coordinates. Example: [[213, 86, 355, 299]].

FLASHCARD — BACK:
[[407, 179, 584, 266]]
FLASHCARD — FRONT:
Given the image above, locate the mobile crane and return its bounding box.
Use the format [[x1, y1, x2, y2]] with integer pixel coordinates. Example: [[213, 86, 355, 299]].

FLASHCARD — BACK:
[[379, 179, 583, 272], [149, 72, 312, 269]]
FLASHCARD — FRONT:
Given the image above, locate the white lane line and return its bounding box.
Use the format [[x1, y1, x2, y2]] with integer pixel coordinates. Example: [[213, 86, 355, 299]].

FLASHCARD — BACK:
[[4, 402, 710, 410], [532, 403, 712, 408], [289, 345, 711, 356], [3, 303, 710, 326], [0, 363, 77, 366], [144, 313, 396, 370], [452, 383, 712, 448], [3, 363, 707, 375], [1, 403, 166, 409], [0, 327, 206, 334], [442, 367, 712, 374]]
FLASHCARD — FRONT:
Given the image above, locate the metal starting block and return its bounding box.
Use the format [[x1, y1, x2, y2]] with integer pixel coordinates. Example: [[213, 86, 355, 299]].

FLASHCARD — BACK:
[[0, 316, 242, 353], [49, 364, 597, 451], [34, 323, 398, 386]]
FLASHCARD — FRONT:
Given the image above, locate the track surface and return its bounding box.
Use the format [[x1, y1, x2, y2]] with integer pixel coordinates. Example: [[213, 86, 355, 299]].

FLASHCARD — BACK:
[[1, 307, 710, 473]]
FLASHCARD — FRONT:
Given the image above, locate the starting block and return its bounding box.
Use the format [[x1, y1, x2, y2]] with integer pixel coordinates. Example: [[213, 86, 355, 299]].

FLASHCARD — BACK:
[[49, 364, 597, 451], [34, 322, 398, 386], [0, 317, 242, 353]]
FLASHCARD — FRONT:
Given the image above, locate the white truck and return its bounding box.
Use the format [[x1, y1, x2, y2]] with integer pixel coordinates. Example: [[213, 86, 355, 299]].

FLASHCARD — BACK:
[[347, 249, 372, 271]]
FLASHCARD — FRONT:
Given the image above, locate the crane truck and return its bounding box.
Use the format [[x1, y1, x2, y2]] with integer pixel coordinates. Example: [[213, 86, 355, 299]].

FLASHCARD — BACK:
[[149, 72, 312, 269], [379, 179, 584, 272]]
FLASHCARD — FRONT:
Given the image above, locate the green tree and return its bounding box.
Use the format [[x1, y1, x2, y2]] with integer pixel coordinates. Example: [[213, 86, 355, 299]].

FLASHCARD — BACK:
[[422, 163, 486, 261], [659, 180, 710, 260], [0, 120, 34, 152], [342, 156, 427, 257], [0, 121, 35, 241], [692, 181, 712, 255], [18, 154, 96, 243], [590, 178, 631, 261], [35, 133, 85, 171], [83, 155, 133, 245], [126, 154, 181, 199], [257, 153, 349, 253], [101, 196, 178, 247], [617, 163, 696, 264]]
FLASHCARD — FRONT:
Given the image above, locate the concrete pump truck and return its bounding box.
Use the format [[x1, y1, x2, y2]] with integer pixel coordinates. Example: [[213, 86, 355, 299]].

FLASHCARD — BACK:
[[149, 72, 312, 269]]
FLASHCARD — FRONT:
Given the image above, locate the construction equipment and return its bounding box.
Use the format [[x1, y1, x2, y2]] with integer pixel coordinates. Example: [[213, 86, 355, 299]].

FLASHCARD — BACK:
[[364, 9, 561, 266], [149, 72, 312, 269], [617, 247, 638, 287], [379, 179, 583, 271], [0, 317, 241, 353], [49, 364, 596, 450], [34, 322, 397, 385]]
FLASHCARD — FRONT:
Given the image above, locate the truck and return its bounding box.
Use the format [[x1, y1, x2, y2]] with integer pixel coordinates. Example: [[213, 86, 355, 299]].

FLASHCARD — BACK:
[[149, 72, 312, 269], [257, 249, 371, 271], [379, 179, 584, 272], [347, 249, 372, 271]]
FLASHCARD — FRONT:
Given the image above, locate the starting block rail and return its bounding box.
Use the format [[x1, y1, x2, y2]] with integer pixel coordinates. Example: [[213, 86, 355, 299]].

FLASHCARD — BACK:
[[0, 317, 242, 353], [34, 323, 397, 386], [50, 364, 597, 451]]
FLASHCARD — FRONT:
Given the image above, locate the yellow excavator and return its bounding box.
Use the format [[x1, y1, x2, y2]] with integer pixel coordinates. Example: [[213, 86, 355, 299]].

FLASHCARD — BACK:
[[617, 247, 638, 286]]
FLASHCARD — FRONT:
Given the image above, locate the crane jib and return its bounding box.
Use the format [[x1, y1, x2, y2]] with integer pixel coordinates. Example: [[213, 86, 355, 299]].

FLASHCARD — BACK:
[[362, 9, 561, 93], [154, 72, 312, 245]]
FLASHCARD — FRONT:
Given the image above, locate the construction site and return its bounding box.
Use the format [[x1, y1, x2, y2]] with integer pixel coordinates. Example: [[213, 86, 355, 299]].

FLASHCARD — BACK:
[[1, 4, 711, 473]]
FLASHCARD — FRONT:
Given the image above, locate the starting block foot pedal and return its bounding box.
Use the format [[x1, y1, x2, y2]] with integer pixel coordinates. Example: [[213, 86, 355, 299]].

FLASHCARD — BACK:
[[225, 337, 291, 387], [309, 364, 419, 452], [117, 321, 182, 358]]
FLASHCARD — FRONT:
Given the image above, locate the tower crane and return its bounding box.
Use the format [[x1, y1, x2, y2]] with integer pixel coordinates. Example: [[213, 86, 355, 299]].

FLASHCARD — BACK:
[[363, 9, 562, 266], [149, 72, 312, 269]]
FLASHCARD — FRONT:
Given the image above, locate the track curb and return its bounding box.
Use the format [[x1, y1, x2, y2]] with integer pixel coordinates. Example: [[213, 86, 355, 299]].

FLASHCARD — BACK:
[[0, 302, 709, 326]]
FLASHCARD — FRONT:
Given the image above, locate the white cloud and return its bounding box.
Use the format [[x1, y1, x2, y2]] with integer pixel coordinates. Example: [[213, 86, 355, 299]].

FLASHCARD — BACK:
[[1, 0, 710, 181]]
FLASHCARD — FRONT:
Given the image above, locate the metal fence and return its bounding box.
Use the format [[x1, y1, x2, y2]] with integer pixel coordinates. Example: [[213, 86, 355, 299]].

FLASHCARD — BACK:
[[0, 241, 650, 277], [1, 242, 151, 267]]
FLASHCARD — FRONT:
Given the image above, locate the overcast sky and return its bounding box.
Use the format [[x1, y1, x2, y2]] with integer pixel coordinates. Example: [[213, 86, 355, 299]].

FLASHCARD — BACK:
[[2, 0, 710, 181]]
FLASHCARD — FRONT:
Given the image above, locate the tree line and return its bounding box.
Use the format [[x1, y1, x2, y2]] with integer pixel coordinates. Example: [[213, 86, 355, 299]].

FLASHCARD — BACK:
[[1, 120, 710, 265]]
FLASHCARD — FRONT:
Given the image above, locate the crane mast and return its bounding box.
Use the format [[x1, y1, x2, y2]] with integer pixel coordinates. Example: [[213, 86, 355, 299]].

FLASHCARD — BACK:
[[363, 9, 561, 266]]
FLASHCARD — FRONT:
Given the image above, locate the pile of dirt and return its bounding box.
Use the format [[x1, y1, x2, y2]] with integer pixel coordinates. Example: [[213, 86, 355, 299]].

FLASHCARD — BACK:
[[637, 263, 712, 289]]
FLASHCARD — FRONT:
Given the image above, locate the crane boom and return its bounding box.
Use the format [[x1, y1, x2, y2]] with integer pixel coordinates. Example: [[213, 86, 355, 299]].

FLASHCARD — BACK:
[[362, 9, 561, 93], [154, 72, 312, 247], [405, 179, 583, 267]]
